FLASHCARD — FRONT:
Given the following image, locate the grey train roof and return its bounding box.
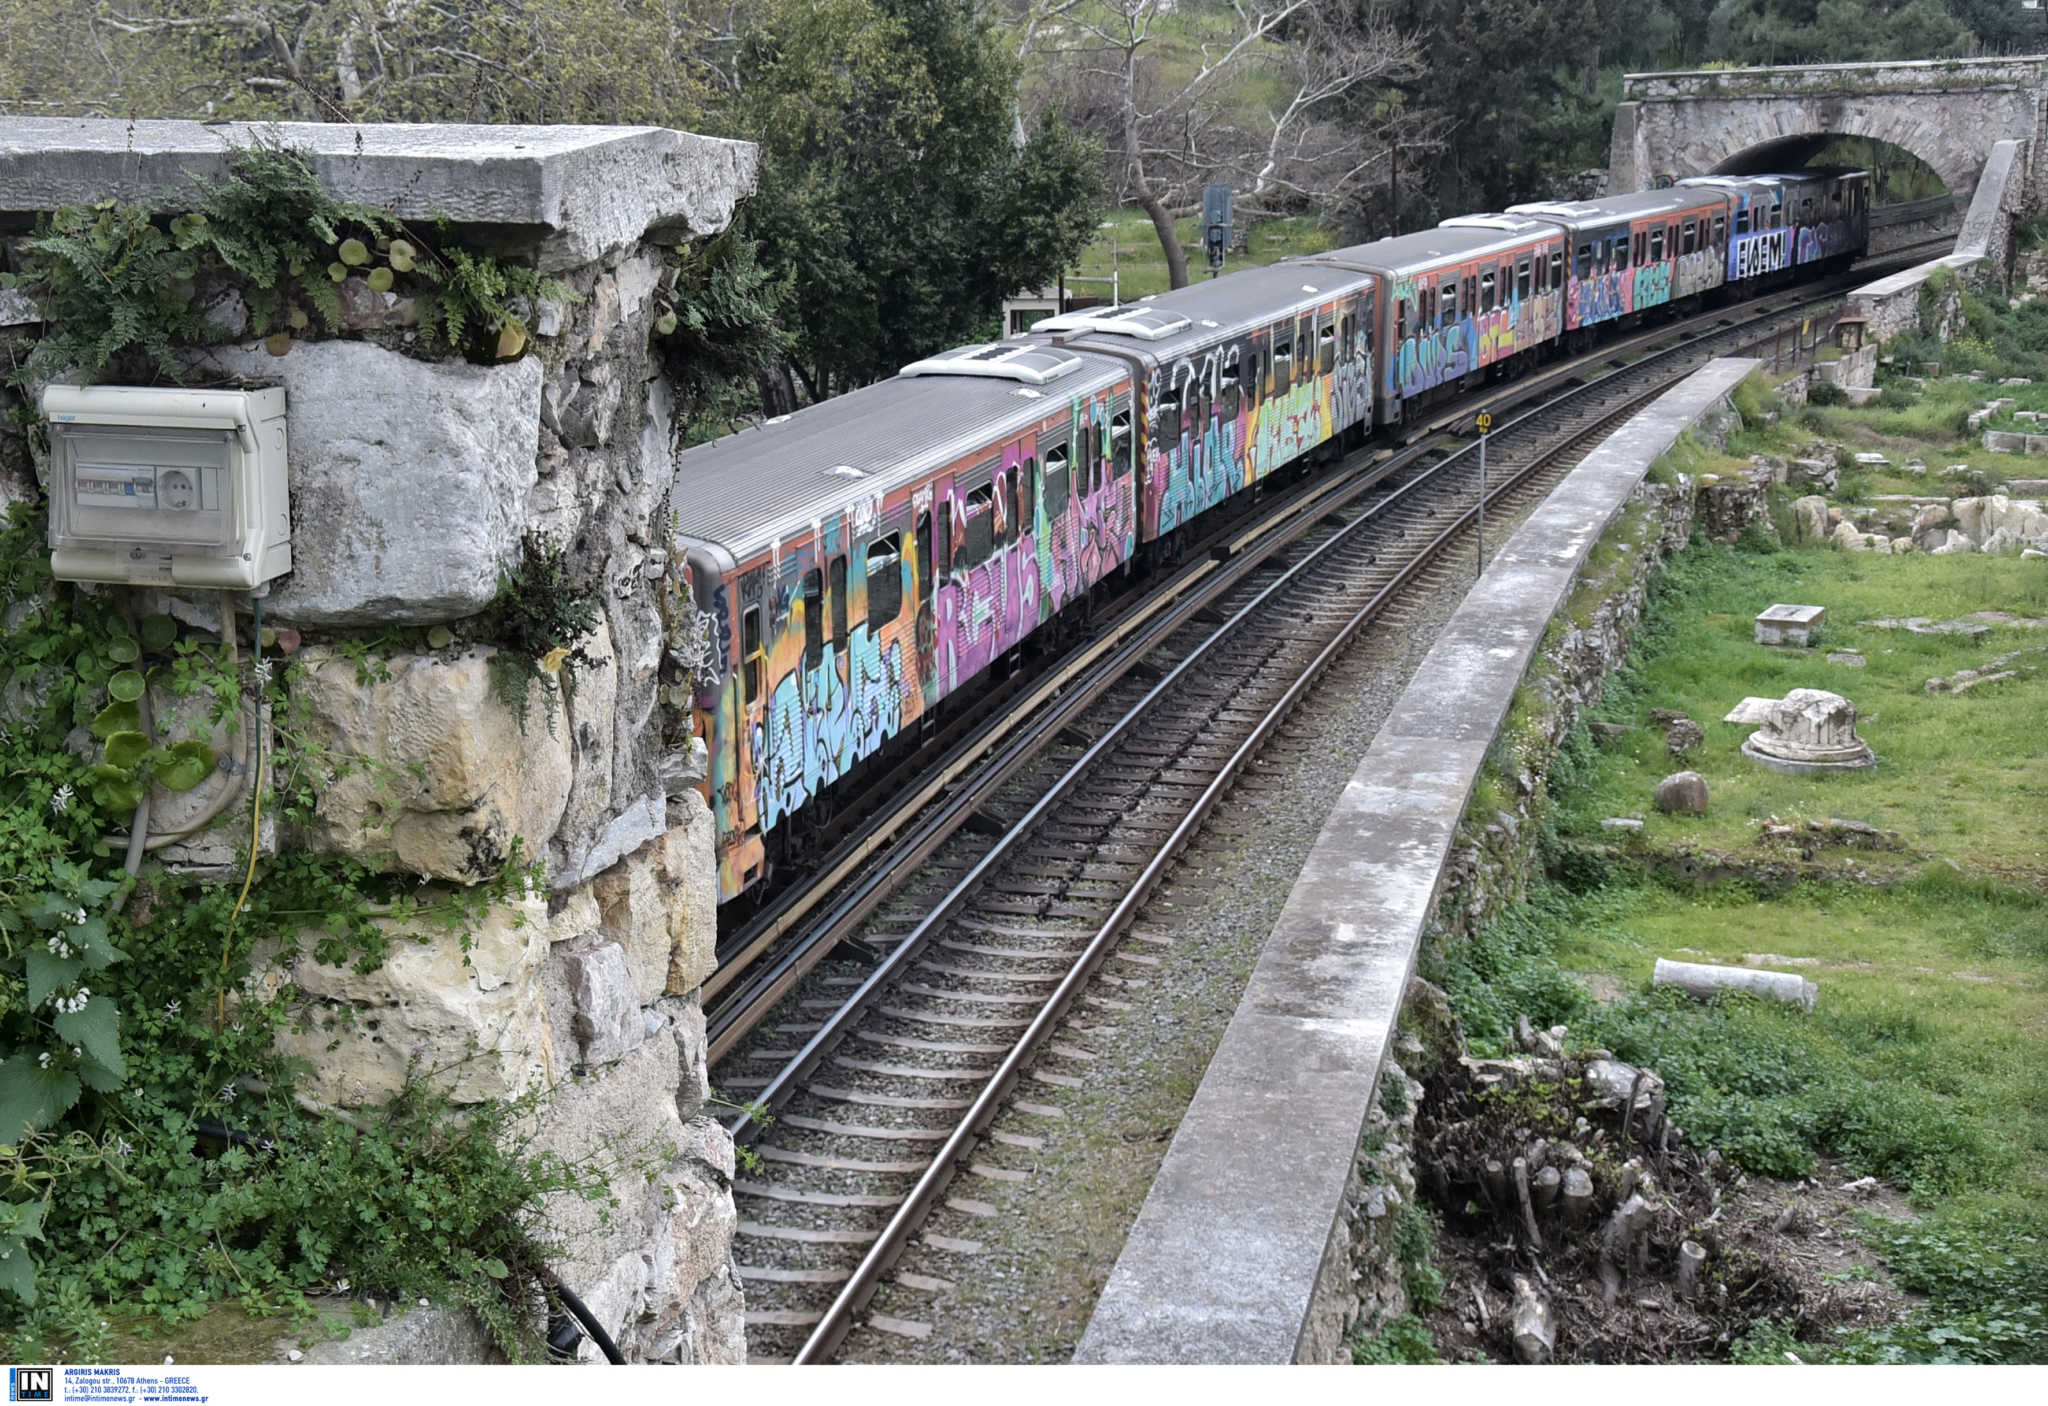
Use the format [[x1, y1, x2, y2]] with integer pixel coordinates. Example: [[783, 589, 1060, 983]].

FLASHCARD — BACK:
[[669, 346, 1127, 563], [1505, 187, 1729, 232], [1297, 223, 1551, 279], [1032, 260, 1375, 364]]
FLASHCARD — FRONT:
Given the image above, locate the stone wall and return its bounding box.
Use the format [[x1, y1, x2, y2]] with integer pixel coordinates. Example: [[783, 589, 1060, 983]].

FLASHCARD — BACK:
[[0, 121, 756, 1364], [1609, 57, 2046, 201]]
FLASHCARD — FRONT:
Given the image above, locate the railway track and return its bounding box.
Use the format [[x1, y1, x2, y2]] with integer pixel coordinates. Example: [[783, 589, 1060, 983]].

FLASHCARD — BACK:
[[710, 248, 1947, 1364]]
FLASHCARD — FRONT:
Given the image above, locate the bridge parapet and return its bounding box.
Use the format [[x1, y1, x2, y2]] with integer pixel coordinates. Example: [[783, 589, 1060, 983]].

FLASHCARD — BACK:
[[1625, 56, 2045, 104], [1611, 54, 2048, 215]]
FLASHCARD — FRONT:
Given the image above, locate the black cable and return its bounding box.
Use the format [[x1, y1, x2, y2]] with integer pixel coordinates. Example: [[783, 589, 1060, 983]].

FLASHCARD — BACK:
[[538, 1268, 626, 1364]]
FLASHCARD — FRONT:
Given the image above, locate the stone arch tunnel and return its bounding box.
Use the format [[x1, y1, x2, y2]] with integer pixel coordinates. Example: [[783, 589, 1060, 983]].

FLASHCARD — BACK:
[[1608, 56, 2048, 204]]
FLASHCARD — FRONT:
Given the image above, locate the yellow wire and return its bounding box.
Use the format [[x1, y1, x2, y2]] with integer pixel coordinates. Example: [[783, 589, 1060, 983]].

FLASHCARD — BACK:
[[216, 639, 265, 1033]]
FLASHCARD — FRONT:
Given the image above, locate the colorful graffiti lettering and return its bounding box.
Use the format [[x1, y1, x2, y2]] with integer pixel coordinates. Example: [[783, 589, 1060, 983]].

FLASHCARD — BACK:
[[1631, 259, 1673, 310], [1796, 219, 1852, 265], [1567, 268, 1633, 330]]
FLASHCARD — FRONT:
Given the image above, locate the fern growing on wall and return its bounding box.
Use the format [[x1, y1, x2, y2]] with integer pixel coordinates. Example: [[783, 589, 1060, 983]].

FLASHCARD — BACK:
[[1, 138, 574, 388]]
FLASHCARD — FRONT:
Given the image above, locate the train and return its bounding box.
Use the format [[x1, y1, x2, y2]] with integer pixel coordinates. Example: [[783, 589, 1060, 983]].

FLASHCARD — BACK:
[[670, 167, 1871, 904]]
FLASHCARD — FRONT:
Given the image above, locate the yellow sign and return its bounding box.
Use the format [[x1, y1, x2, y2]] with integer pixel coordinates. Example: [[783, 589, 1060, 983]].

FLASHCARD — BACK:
[[1476, 412, 1492, 433]]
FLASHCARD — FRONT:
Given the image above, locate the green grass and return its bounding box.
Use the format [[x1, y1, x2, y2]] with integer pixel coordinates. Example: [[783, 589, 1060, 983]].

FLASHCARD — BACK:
[[1554, 543, 2048, 882], [1067, 208, 1337, 302], [1431, 871, 2048, 1362]]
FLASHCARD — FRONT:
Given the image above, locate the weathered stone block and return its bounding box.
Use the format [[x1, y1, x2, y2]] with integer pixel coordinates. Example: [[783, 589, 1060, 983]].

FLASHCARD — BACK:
[[1755, 603, 1825, 646], [663, 792, 718, 996], [529, 1033, 685, 1298], [566, 941, 642, 1066], [273, 892, 549, 1107], [655, 993, 712, 1119], [0, 118, 758, 272], [292, 646, 572, 883], [193, 339, 543, 627], [556, 615, 620, 866]]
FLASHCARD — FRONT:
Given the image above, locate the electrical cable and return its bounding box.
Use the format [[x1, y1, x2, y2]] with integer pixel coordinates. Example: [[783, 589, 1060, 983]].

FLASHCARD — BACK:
[[537, 1269, 626, 1365], [216, 592, 265, 1032]]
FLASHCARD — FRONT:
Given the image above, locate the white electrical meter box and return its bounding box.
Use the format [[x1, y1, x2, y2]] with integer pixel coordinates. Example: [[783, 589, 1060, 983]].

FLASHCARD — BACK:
[[42, 385, 291, 589]]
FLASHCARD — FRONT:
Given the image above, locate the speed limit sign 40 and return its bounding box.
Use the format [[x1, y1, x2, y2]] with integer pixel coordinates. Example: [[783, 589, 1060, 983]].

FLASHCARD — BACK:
[[1476, 411, 1492, 433]]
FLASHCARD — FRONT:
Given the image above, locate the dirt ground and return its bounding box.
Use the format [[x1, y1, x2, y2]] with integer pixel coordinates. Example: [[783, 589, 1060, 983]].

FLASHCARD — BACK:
[[1413, 1051, 1916, 1364]]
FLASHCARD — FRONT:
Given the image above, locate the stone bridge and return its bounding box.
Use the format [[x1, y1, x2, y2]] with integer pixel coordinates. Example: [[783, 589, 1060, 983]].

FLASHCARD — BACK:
[[1608, 56, 2048, 205]]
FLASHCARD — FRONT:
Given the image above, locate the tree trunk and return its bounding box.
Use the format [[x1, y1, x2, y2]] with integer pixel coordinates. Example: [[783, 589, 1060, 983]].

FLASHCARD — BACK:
[[1137, 186, 1191, 290]]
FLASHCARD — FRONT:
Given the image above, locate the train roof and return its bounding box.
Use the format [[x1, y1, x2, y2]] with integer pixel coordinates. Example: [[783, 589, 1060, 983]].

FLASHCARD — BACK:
[[1506, 186, 1730, 231], [668, 344, 1127, 565], [1297, 222, 1548, 279], [1031, 260, 1376, 362], [1678, 167, 1866, 195]]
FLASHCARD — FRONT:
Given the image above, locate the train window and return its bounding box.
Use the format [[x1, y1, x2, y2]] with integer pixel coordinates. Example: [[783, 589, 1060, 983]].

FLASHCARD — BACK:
[[1396, 298, 1409, 342], [936, 500, 951, 574], [996, 469, 1016, 546], [1319, 322, 1336, 374], [1111, 409, 1132, 470], [1613, 234, 1630, 269], [802, 568, 824, 670], [1220, 347, 1242, 419], [1713, 214, 1726, 245], [1044, 445, 1070, 516], [1649, 228, 1664, 262], [963, 483, 994, 565], [1550, 250, 1564, 288], [1019, 456, 1036, 532], [1800, 196, 1814, 220], [866, 535, 902, 628], [829, 554, 848, 643], [1517, 258, 1532, 300], [1680, 222, 1694, 256], [916, 510, 933, 604], [742, 606, 763, 704], [1632, 231, 1646, 266], [1439, 280, 1456, 323], [1156, 385, 1181, 443], [1734, 207, 1749, 236], [1575, 243, 1592, 281], [1272, 337, 1292, 394]]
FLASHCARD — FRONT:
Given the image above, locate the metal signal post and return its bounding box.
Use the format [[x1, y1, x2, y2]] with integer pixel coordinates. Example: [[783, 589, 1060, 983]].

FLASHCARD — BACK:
[[1475, 411, 1491, 579]]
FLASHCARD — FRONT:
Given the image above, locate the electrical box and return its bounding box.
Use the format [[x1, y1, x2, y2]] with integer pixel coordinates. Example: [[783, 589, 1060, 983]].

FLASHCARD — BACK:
[[42, 385, 290, 589]]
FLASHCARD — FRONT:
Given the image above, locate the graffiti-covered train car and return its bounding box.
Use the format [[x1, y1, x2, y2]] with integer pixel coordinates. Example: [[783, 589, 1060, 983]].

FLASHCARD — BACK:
[[1502, 188, 1732, 334], [671, 343, 1139, 900], [1033, 262, 1378, 539], [1302, 220, 1567, 424], [1677, 169, 1870, 283]]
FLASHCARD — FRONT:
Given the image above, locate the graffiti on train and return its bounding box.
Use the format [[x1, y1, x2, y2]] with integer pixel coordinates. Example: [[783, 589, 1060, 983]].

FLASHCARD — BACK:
[[1146, 324, 1364, 537], [1731, 228, 1793, 280], [1797, 218, 1854, 265], [1568, 267, 1633, 329]]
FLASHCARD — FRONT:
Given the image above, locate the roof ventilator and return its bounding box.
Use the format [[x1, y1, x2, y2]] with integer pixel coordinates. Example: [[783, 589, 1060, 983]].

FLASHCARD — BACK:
[[899, 341, 1086, 385], [1027, 306, 1193, 341]]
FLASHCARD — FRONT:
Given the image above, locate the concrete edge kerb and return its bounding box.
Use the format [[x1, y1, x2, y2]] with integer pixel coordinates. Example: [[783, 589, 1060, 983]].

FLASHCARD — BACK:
[[1072, 356, 1762, 1366]]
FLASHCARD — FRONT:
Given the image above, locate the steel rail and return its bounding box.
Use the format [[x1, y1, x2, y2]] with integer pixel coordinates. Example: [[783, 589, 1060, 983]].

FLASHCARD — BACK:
[[704, 262, 1906, 1054], [784, 284, 1757, 1363]]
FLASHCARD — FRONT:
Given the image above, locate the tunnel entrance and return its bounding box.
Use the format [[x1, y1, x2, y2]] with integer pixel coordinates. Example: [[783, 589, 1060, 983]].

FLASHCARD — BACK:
[[1713, 135, 1951, 207]]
